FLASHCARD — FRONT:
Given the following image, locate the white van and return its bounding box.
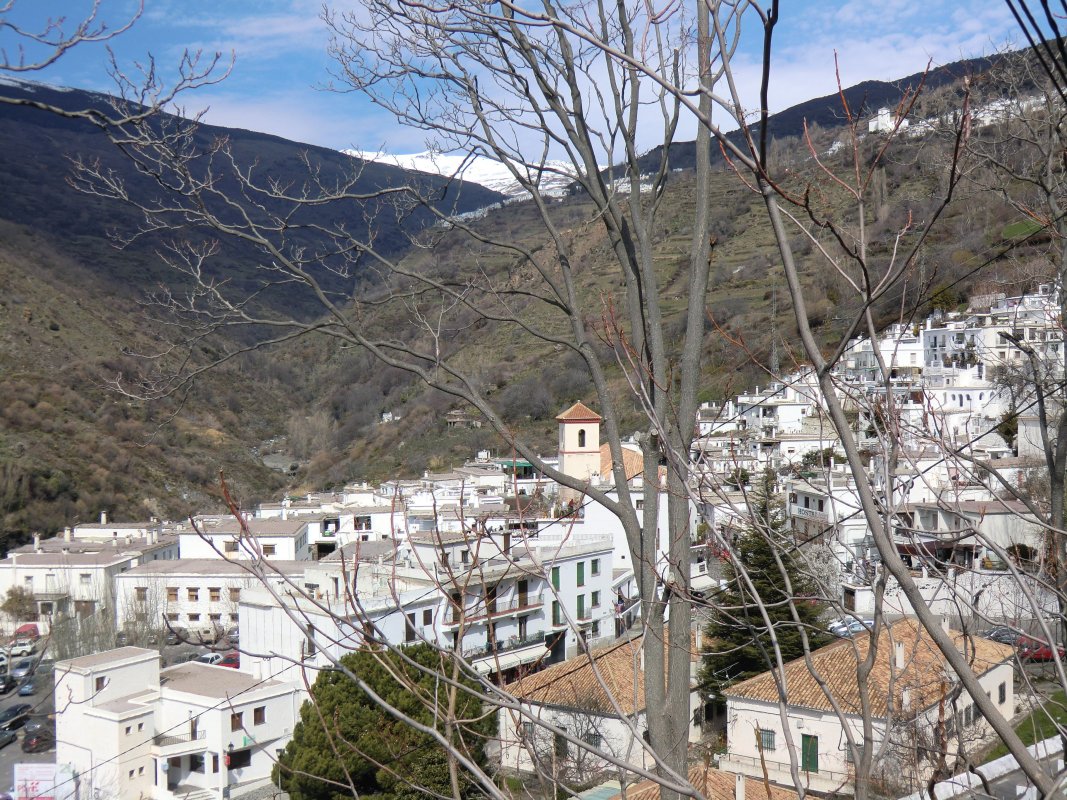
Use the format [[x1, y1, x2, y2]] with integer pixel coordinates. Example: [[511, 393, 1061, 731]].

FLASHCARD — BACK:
[[189, 624, 222, 645]]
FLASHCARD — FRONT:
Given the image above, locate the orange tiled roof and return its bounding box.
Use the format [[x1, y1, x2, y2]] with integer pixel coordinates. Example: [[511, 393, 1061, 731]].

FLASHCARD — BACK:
[[612, 765, 798, 800], [505, 633, 695, 715], [723, 619, 1014, 718], [556, 401, 603, 422], [600, 443, 644, 482]]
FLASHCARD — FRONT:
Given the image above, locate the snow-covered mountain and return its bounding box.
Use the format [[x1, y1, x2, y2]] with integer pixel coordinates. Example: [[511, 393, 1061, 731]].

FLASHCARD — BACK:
[[344, 149, 581, 198]]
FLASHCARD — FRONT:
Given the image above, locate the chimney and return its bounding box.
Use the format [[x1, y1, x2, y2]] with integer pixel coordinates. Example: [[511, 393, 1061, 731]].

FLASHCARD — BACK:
[[901, 688, 911, 710], [125, 535, 132, 546], [941, 616, 951, 635], [63, 528, 72, 542], [735, 772, 745, 800], [100, 511, 108, 525], [32, 533, 41, 553], [894, 641, 905, 670]]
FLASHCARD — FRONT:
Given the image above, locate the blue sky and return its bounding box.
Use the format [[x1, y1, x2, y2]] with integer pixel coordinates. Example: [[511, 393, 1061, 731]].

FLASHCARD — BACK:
[[5, 0, 1020, 154]]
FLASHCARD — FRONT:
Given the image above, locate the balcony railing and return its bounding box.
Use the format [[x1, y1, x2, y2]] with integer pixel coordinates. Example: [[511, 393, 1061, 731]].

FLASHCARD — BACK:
[[720, 752, 852, 786], [154, 730, 206, 748], [462, 631, 546, 660], [445, 595, 544, 625]]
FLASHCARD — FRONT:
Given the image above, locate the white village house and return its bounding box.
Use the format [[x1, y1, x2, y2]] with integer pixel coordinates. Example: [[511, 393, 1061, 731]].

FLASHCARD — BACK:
[[717, 620, 1015, 796]]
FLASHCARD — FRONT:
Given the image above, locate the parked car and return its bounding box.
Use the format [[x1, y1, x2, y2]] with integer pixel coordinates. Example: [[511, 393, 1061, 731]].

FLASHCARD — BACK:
[[115, 632, 129, 647], [21, 733, 53, 753], [190, 624, 223, 645], [10, 659, 34, 680], [8, 640, 36, 658], [197, 652, 224, 666], [985, 626, 1023, 646], [830, 618, 874, 637], [165, 628, 187, 647], [226, 627, 239, 645], [0, 730, 16, 750], [1017, 636, 1066, 662], [218, 652, 240, 669], [18, 678, 36, 697], [23, 717, 54, 737], [0, 677, 18, 696], [0, 704, 33, 730]]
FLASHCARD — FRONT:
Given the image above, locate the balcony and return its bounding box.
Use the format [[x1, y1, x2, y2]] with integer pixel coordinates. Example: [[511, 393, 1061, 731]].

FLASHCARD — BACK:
[[152, 729, 207, 757], [444, 595, 543, 626], [791, 505, 827, 521], [718, 752, 854, 796], [463, 631, 546, 660]]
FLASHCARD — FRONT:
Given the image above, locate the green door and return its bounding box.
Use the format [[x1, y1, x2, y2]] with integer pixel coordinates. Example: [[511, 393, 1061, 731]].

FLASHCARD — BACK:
[[801, 734, 819, 773]]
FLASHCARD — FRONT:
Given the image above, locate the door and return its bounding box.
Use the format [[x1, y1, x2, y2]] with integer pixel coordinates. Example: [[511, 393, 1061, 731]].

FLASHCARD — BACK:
[[517, 579, 528, 608], [801, 734, 819, 773]]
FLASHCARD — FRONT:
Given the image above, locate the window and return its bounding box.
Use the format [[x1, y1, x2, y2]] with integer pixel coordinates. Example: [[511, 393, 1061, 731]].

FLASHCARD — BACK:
[[128, 771, 134, 780], [591, 620, 600, 638], [231, 712, 243, 732], [209, 613, 222, 622], [138, 767, 144, 776], [758, 729, 776, 751], [188, 613, 200, 622], [137, 723, 144, 732], [212, 755, 219, 773], [521, 722, 534, 740], [577, 429, 586, 448], [591, 558, 600, 576], [95, 676, 107, 692], [190, 755, 204, 773], [551, 567, 560, 591], [844, 744, 865, 765], [188, 588, 199, 602], [999, 682, 1006, 704], [636, 499, 644, 510], [304, 624, 316, 657], [224, 541, 238, 553], [166, 587, 178, 602], [423, 609, 432, 626], [229, 588, 241, 602], [125, 726, 131, 735], [262, 545, 276, 556], [592, 591, 601, 607], [135, 587, 147, 602], [577, 562, 585, 587], [554, 731, 569, 757], [405, 613, 417, 643], [166, 613, 179, 622], [552, 601, 562, 626], [228, 749, 252, 770], [582, 732, 602, 749], [254, 706, 266, 725], [209, 587, 221, 602], [80, 573, 91, 585], [577, 594, 586, 619]]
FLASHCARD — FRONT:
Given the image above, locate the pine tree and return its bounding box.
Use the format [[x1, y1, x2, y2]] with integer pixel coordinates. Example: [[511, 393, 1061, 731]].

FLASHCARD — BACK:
[[274, 644, 494, 800], [700, 470, 829, 701]]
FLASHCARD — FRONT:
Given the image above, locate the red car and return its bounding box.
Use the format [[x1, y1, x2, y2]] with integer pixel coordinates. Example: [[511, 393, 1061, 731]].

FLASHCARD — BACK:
[[1017, 637, 1065, 662], [218, 652, 240, 669]]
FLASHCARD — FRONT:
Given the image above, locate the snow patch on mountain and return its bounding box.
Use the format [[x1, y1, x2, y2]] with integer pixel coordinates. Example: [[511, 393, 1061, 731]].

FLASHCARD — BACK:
[[344, 149, 580, 198]]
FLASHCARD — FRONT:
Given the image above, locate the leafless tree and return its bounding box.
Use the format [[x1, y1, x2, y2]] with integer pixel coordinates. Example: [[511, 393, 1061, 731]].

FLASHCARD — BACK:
[[8, 0, 1067, 798]]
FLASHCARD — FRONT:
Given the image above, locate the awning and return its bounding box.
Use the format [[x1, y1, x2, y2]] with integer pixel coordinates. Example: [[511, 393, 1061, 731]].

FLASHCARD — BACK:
[[472, 643, 545, 675]]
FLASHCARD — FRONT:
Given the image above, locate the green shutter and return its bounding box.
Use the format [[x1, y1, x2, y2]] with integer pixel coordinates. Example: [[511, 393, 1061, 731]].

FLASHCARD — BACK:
[[551, 567, 560, 591], [577, 562, 585, 586], [801, 734, 819, 773]]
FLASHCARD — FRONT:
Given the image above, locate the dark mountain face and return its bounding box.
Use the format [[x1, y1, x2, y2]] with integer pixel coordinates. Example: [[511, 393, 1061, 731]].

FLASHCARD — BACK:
[[0, 80, 504, 317], [629, 55, 998, 174]]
